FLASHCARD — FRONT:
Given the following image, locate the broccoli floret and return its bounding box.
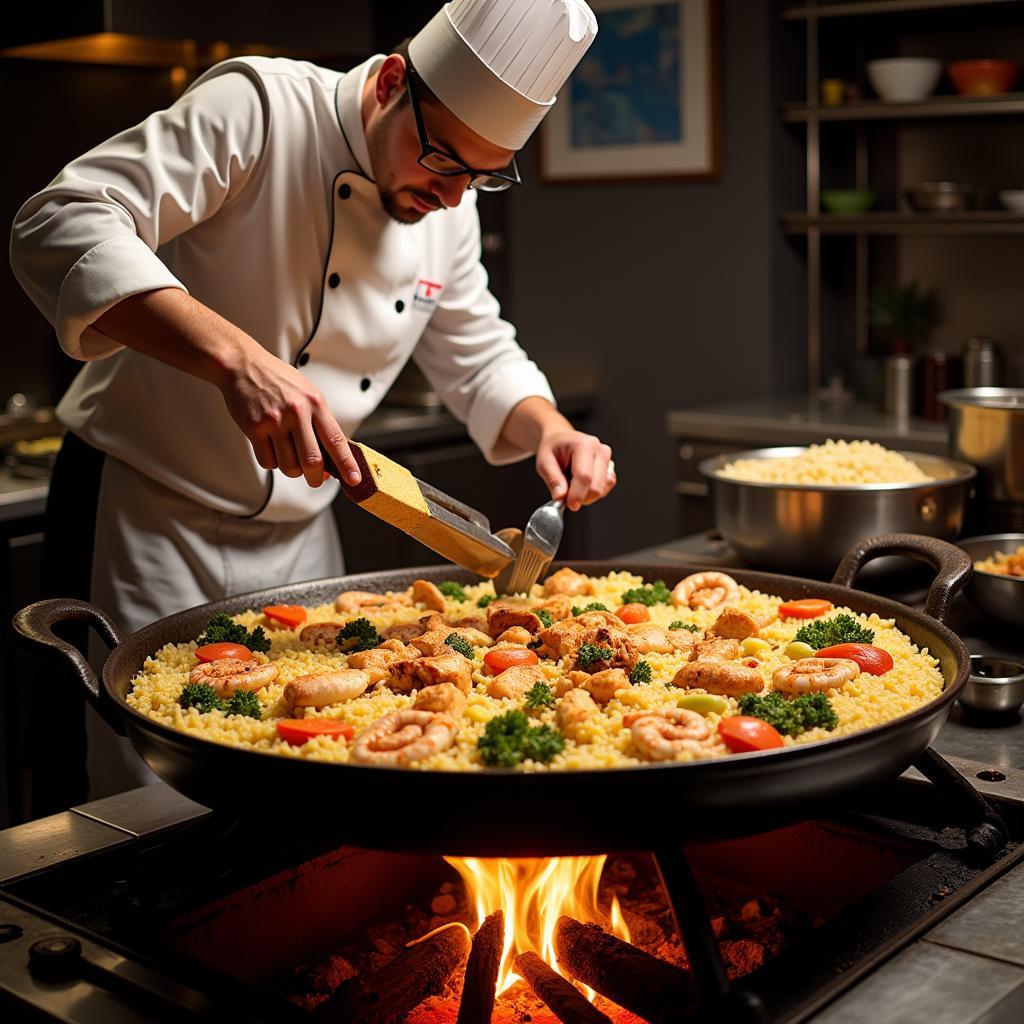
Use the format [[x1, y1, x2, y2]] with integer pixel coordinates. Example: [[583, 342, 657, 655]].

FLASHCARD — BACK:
[[337, 617, 380, 652], [620, 580, 671, 606], [444, 632, 475, 659], [532, 608, 553, 628], [224, 690, 262, 720], [794, 614, 874, 649], [668, 620, 700, 633], [178, 683, 225, 714], [196, 613, 271, 654], [476, 593, 497, 608], [572, 602, 609, 616], [737, 691, 838, 737], [576, 643, 613, 670], [630, 660, 653, 684], [439, 581, 468, 602], [478, 711, 565, 767], [524, 681, 555, 709]]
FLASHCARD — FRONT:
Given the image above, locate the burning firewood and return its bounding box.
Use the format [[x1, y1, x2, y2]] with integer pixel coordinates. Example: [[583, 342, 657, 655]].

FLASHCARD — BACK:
[[554, 916, 697, 1024], [315, 922, 471, 1024], [515, 951, 612, 1024], [456, 910, 504, 1024]]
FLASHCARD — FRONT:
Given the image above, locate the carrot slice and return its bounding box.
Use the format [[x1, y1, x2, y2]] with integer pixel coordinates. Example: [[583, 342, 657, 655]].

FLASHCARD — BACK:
[[263, 604, 308, 629], [195, 642, 253, 663], [276, 720, 354, 745], [484, 648, 540, 673], [615, 603, 651, 624], [778, 599, 833, 619]]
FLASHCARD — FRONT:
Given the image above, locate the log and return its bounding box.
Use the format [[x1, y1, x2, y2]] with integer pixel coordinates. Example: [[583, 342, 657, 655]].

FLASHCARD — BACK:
[[515, 951, 612, 1024], [315, 922, 471, 1024], [457, 910, 504, 1024], [554, 916, 698, 1024]]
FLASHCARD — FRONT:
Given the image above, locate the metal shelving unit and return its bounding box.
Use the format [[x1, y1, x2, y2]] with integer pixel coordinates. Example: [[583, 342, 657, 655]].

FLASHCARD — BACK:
[[782, 0, 1024, 388]]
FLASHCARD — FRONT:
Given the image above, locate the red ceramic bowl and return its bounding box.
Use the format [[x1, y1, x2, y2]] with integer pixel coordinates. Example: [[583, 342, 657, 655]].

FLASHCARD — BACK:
[[948, 60, 1019, 96]]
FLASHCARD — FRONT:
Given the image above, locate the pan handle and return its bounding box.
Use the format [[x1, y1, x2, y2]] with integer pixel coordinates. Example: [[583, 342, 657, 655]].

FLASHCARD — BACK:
[[12, 598, 127, 735], [831, 533, 972, 624]]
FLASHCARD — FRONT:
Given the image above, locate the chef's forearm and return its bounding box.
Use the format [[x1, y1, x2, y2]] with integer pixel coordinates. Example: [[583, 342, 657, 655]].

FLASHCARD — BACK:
[[92, 287, 254, 389], [499, 396, 573, 452]]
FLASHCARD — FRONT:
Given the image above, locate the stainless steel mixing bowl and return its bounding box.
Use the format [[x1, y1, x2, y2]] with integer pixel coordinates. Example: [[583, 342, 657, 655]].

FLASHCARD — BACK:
[[700, 447, 976, 574], [959, 654, 1024, 715], [957, 532, 1024, 626]]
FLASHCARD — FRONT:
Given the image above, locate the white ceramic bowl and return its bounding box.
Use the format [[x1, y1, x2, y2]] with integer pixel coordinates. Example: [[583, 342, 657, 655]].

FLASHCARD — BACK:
[[867, 58, 942, 102], [998, 190, 1024, 212]]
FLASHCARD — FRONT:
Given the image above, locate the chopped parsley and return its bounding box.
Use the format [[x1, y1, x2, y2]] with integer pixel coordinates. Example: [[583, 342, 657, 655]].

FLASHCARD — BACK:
[[476, 594, 497, 609], [532, 608, 554, 628], [737, 692, 838, 736], [178, 683, 225, 714], [668, 620, 700, 633], [438, 581, 468, 602], [576, 643, 614, 670], [620, 580, 671, 606], [224, 690, 262, 720], [196, 613, 271, 654], [629, 660, 653, 684], [572, 602, 609, 616], [444, 632, 475, 659], [478, 711, 565, 767], [794, 614, 874, 650], [524, 681, 555, 709], [337, 617, 380, 652]]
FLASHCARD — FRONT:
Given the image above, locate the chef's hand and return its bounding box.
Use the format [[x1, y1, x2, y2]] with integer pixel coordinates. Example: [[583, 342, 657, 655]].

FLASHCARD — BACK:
[[535, 429, 616, 511], [221, 345, 362, 488]]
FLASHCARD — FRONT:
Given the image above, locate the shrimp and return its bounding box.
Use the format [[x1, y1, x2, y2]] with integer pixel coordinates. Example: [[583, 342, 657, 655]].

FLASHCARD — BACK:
[[412, 579, 447, 612], [671, 572, 740, 610], [335, 590, 407, 615], [624, 708, 712, 762], [708, 608, 761, 641], [557, 688, 599, 741], [298, 622, 345, 645], [189, 658, 279, 697], [284, 669, 370, 709], [413, 683, 467, 718], [773, 657, 860, 695], [543, 567, 595, 597], [487, 664, 546, 700], [351, 710, 458, 767], [673, 660, 762, 697], [381, 621, 427, 643]]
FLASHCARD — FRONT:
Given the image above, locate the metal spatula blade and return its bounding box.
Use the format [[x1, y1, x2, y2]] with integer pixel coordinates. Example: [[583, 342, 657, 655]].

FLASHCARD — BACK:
[[497, 499, 565, 595]]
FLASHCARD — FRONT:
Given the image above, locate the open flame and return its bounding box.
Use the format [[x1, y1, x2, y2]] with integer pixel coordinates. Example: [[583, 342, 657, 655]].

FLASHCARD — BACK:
[[445, 855, 631, 997]]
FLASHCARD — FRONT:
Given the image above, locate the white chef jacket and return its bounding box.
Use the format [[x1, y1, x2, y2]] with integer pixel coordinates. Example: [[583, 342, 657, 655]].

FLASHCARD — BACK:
[[10, 55, 555, 523]]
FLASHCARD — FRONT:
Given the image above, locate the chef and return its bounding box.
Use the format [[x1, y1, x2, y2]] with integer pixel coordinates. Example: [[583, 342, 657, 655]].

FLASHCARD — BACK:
[[10, 0, 614, 799]]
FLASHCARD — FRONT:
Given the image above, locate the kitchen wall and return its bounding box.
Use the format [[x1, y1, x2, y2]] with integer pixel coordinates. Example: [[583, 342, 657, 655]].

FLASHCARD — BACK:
[[505, 0, 805, 557]]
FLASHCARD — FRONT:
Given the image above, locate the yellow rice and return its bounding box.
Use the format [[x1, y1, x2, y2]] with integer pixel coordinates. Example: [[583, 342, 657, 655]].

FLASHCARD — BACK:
[[126, 571, 945, 771]]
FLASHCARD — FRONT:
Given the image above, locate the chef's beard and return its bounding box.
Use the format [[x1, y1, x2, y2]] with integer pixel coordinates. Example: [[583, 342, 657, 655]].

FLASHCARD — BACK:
[[367, 102, 437, 225]]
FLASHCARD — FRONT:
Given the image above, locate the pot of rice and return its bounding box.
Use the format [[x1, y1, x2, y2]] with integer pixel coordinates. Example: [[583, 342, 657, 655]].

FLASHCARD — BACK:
[[701, 441, 975, 574]]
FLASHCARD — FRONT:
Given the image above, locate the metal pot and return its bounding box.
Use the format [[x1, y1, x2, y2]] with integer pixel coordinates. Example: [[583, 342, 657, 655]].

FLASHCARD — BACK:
[[700, 447, 975, 575], [956, 532, 1024, 626], [940, 388, 1024, 532]]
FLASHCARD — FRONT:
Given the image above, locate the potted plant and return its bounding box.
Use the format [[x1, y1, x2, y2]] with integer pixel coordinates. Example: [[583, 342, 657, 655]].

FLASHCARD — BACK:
[[869, 280, 940, 353]]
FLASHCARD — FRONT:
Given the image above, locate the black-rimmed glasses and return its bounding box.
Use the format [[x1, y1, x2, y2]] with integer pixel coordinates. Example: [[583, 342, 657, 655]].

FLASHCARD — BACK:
[[406, 66, 522, 192]]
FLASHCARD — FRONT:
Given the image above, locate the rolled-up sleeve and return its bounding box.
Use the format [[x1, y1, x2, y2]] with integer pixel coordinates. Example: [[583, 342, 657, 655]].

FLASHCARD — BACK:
[[10, 68, 267, 360], [413, 195, 555, 465]]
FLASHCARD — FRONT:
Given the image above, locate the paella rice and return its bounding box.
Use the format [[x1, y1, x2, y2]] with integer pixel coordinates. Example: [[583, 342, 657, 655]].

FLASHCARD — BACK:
[[127, 569, 944, 770]]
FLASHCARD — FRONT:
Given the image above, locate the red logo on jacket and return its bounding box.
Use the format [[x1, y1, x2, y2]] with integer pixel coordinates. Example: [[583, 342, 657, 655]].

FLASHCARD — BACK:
[[413, 278, 443, 311]]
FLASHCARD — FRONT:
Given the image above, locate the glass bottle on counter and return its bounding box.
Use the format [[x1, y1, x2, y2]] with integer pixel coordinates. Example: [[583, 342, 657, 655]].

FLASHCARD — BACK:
[[918, 350, 961, 421]]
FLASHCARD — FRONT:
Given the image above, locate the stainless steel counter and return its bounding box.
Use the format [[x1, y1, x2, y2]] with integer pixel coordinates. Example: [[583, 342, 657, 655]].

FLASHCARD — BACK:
[[666, 394, 948, 454]]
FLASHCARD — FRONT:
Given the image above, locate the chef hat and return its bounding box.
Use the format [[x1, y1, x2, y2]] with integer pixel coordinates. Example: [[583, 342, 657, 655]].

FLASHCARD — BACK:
[[408, 0, 598, 150]]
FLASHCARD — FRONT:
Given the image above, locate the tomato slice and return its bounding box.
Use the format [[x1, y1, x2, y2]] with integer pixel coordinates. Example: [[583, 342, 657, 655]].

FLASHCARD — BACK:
[[615, 603, 651, 624], [276, 720, 355, 745], [816, 643, 894, 676], [483, 648, 540, 673], [778, 599, 834, 619], [718, 716, 785, 753], [195, 642, 254, 663], [263, 604, 308, 629]]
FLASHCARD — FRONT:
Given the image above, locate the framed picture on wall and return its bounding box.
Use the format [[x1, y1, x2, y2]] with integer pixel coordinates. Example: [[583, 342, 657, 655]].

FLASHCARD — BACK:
[[540, 0, 720, 182]]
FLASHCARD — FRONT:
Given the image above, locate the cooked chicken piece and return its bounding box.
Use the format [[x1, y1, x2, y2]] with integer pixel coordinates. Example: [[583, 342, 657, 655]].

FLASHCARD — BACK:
[[413, 682, 467, 718], [673, 660, 762, 697], [574, 610, 624, 630], [419, 613, 448, 632], [708, 608, 761, 641], [557, 688, 599, 741], [543, 567, 595, 597], [379, 638, 416, 656], [572, 626, 639, 674], [452, 616, 489, 633], [487, 602, 542, 639], [381, 621, 427, 642], [412, 579, 447, 612], [691, 637, 742, 663], [538, 595, 573, 622], [335, 590, 406, 615], [567, 667, 631, 704], [495, 626, 534, 646], [450, 625, 493, 648], [389, 652, 473, 694], [411, 626, 490, 657], [486, 664, 546, 700], [627, 622, 700, 656], [538, 619, 589, 660], [346, 646, 407, 686], [284, 669, 370, 709]]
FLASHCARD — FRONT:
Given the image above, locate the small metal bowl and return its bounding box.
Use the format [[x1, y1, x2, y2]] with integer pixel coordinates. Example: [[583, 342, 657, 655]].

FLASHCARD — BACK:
[[904, 182, 975, 212], [958, 533, 1024, 626], [959, 654, 1024, 715]]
